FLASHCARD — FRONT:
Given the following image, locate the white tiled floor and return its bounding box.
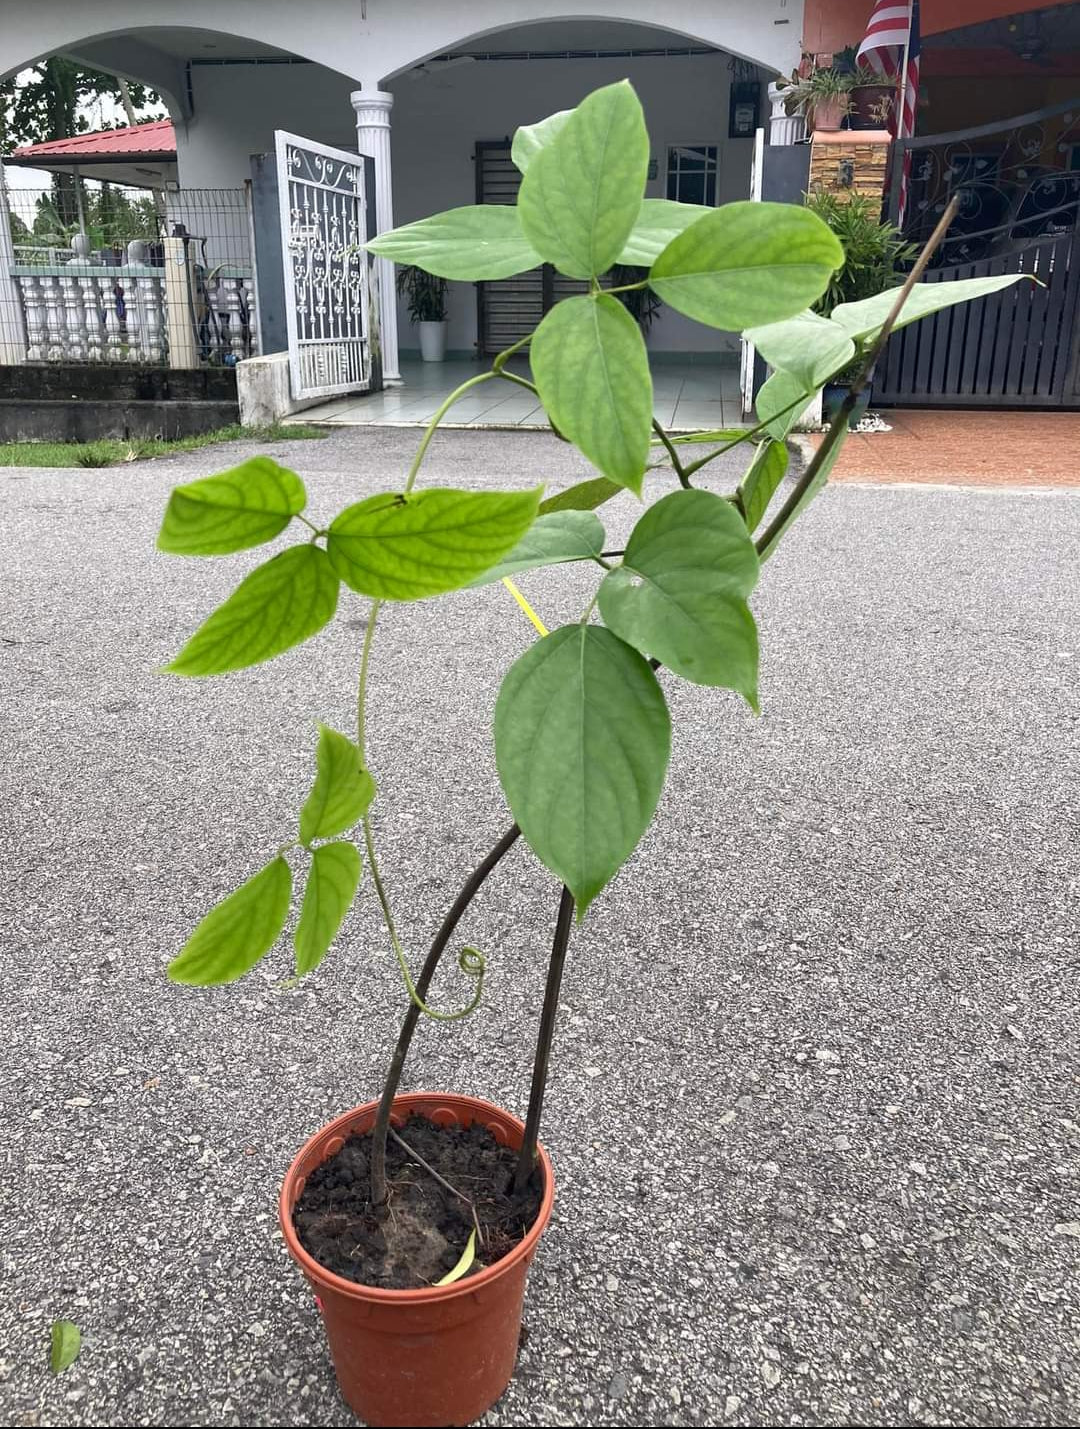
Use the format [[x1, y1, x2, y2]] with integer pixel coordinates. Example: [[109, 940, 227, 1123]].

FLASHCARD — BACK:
[[285, 356, 749, 431]]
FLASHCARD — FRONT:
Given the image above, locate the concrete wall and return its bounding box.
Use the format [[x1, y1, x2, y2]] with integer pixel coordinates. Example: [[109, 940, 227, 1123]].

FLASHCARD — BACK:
[[390, 52, 762, 355]]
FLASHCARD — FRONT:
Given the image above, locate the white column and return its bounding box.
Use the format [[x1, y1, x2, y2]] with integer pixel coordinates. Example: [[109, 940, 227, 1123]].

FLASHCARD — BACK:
[[351, 88, 402, 385], [0, 159, 28, 364], [768, 83, 806, 147]]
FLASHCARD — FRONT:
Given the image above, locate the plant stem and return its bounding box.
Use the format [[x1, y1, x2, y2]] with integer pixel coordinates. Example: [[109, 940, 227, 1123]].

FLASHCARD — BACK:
[[403, 371, 502, 494], [652, 418, 691, 488], [356, 601, 380, 757], [370, 823, 521, 1208], [513, 884, 575, 1195], [755, 195, 960, 563]]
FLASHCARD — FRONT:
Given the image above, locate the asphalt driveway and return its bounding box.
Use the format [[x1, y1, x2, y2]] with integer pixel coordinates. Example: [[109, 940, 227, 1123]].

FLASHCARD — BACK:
[[1, 427, 1078, 1427]]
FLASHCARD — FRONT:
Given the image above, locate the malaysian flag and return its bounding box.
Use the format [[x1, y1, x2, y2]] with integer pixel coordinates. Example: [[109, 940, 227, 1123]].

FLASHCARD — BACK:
[[856, 0, 921, 223]]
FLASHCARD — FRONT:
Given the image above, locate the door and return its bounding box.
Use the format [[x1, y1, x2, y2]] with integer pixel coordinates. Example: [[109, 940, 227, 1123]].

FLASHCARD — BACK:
[[275, 130, 372, 399], [475, 140, 591, 357]]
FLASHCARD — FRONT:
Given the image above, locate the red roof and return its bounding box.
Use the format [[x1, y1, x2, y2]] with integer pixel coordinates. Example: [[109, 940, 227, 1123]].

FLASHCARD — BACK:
[[11, 120, 176, 160]]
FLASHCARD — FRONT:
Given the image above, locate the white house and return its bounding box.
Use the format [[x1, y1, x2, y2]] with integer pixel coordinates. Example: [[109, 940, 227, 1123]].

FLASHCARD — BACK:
[[0, 1, 804, 383]]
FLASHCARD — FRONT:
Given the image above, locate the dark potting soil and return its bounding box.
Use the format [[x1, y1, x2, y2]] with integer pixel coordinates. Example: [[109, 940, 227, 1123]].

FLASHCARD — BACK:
[[292, 1115, 543, 1290]]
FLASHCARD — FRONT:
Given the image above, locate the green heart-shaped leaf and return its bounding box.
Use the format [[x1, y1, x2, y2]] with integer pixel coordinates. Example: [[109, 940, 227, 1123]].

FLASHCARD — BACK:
[[365, 206, 542, 281], [831, 274, 1035, 343], [158, 457, 306, 556], [467, 511, 605, 586], [518, 81, 649, 279], [531, 295, 652, 494], [169, 857, 292, 985], [746, 310, 856, 391], [300, 725, 376, 845], [165, 545, 339, 676], [294, 841, 363, 976], [649, 202, 843, 331], [598, 489, 760, 705], [495, 624, 670, 915], [328, 487, 541, 601], [738, 440, 789, 533], [538, 476, 622, 516], [755, 369, 817, 441], [617, 198, 713, 267]]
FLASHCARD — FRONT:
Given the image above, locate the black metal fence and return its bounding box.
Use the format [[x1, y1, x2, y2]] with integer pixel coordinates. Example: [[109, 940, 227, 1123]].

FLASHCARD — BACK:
[[1, 180, 259, 367]]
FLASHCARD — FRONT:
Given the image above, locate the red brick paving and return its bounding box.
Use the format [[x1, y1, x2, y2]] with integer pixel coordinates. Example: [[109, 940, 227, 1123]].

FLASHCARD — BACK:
[[811, 410, 1080, 488]]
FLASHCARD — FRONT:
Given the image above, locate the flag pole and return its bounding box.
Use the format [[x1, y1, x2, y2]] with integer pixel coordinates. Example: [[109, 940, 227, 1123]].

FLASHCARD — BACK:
[[895, 0, 914, 135]]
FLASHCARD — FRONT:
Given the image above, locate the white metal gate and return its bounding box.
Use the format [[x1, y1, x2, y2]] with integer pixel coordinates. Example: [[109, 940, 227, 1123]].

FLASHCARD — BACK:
[[275, 130, 371, 400]]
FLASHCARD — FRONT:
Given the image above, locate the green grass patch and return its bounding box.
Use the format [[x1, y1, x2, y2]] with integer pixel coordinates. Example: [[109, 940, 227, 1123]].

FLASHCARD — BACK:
[[0, 424, 328, 469]]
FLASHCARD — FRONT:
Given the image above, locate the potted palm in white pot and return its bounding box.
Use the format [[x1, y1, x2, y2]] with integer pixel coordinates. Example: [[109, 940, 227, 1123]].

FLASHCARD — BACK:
[[396, 263, 449, 361]]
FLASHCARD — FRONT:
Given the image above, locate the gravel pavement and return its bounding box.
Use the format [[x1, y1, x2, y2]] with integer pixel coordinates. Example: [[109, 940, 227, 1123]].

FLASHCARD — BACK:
[[1, 426, 1078, 1427]]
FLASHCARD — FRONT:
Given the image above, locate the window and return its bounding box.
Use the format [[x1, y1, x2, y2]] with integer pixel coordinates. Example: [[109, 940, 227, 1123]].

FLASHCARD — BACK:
[[666, 145, 719, 206]]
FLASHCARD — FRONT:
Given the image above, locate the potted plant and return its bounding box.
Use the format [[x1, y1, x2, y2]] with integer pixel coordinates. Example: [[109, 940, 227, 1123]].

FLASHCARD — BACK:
[[806, 190, 920, 427], [781, 65, 856, 132], [851, 64, 897, 130], [156, 82, 1027, 1427], [396, 262, 449, 361]]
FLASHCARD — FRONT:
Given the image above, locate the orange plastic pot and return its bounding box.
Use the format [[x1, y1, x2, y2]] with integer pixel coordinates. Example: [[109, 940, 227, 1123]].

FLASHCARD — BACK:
[[279, 1092, 555, 1428]]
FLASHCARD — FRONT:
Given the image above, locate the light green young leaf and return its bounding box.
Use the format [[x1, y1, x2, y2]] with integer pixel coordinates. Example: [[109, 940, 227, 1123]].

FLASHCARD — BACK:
[[49, 1321, 81, 1375], [467, 511, 605, 586], [436, 1228, 477, 1286], [531, 295, 652, 494], [598, 489, 760, 705], [511, 110, 572, 173], [157, 457, 306, 556], [328, 487, 541, 601], [518, 81, 649, 279], [738, 440, 789, 533], [831, 274, 1035, 343], [300, 724, 376, 845], [756, 435, 850, 564], [746, 310, 856, 392], [756, 369, 818, 442], [538, 476, 622, 516], [365, 206, 542, 281], [294, 841, 362, 976], [617, 198, 713, 267], [495, 624, 671, 916], [168, 857, 292, 986], [165, 545, 339, 676], [649, 202, 843, 331]]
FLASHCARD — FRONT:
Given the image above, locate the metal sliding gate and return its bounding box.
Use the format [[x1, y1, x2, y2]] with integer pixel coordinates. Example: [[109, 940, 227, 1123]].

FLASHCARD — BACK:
[[878, 98, 1080, 408], [275, 130, 373, 400]]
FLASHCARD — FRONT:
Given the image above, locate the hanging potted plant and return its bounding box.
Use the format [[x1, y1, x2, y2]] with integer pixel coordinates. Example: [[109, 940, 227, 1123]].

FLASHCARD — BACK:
[[396, 263, 449, 361], [155, 82, 1027, 1428]]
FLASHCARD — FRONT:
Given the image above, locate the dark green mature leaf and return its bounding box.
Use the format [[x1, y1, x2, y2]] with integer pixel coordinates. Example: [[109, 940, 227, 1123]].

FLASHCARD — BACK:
[[756, 369, 817, 442], [49, 1321, 80, 1375], [328, 487, 541, 601], [166, 545, 339, 676], [746, 310, 855, 391], [294, 841, 362, 976], [495, 624, 670, 915], [365, 206, 542, 280], [738, 440, 789, 533], [511, 109, 572, 173], [831, 274, 1035, 342], [538, 476, 622, 515], [158, 457, 306, 556], [617, 199, 713, 266], [299, 724, 376, 845], [518, 81, 649, 279], [169, 857, 292, 985], [531, 295, 652, 494], [598, 489, 760, 705], [649, 202, 843, 331], [467, 511, 605, 586]]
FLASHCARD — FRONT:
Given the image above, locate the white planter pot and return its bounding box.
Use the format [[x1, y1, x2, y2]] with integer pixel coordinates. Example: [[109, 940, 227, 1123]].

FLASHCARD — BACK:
[[418, 320, 447, 362]]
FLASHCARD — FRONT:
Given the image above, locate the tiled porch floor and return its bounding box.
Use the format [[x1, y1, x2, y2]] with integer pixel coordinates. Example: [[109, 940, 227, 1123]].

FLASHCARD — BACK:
[[285, 356, 748, 431]]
